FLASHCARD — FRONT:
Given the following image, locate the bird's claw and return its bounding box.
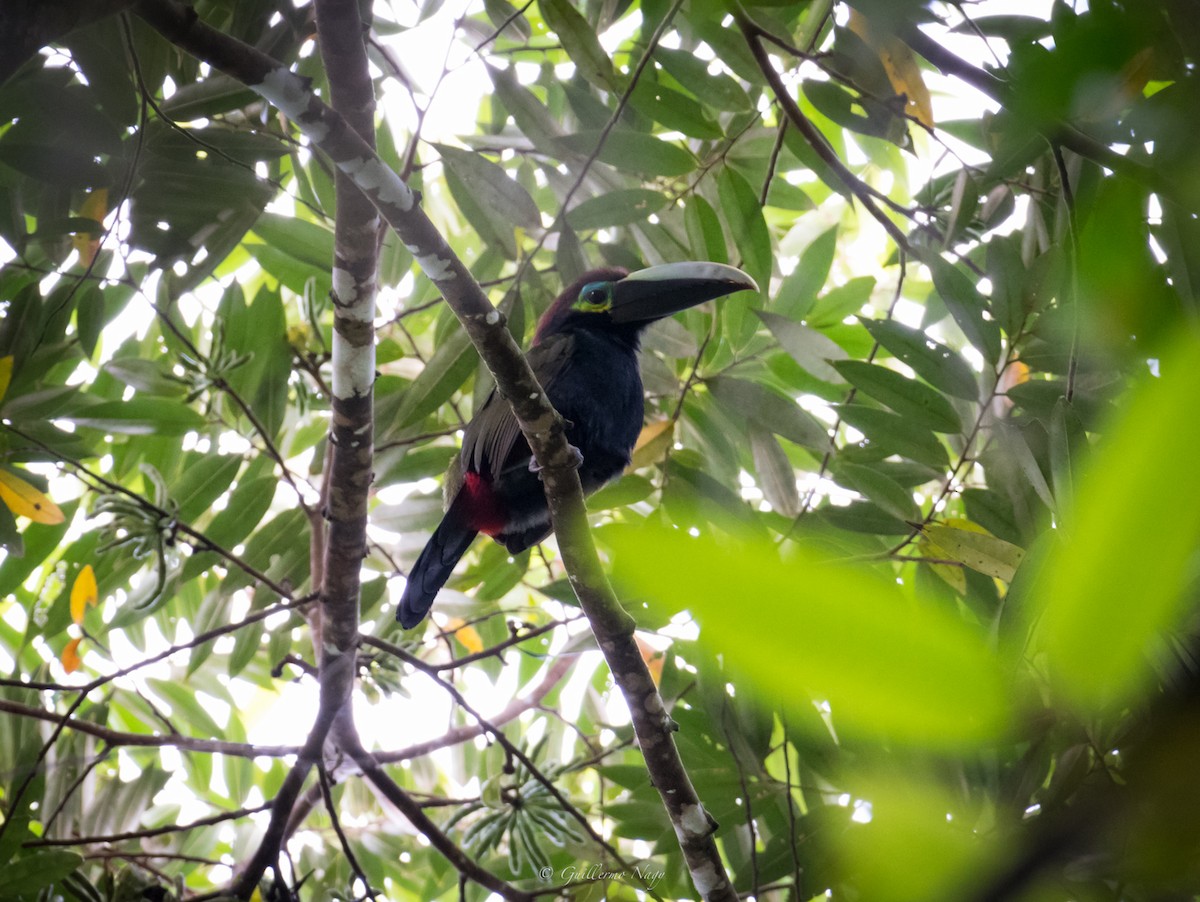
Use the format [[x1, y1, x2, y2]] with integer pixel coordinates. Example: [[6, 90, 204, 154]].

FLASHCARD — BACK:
[[528, 444, 585, 477]]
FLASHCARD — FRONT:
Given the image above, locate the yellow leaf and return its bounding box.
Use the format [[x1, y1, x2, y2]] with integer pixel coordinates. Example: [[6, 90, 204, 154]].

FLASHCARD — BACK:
[[628, 419, 674, 472], [849, 11, 935, 129], [61, 637, 84, 674], [0, 470, 65, 525], [444, 617, 484, 654], [72, 188, 108, 267], [923, 550, 967, 595], [0, 355, 12, 405], [71, 565, 98, 624], [636, 636, 664, 686], [923, 521, 1026, 582]]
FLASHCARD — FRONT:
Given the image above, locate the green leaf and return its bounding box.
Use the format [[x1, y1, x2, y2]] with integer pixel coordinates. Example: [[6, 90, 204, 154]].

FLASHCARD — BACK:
[[251, 212, 334, 270], [390, 328, 479, 432], [0, 850, 82, 894], [565, 189, 669, 231], [995, 422, 1055, 510], [929, 258, 1002, 364], [587, 474, 655, 510], [67, 399, 206, 435], [804, 79, 896, 140], [758, 310, 847, 383], [765, 178, 816, 212], [808, 275, 875, 328], [489, 65, 564, 144], [483, 0, 532, 39], [435, 144, 541, 230], [608, 526, 1012, 746], [196, 475, 277, 555], [835, 462, 921, 522], [923, 524, 1025, 581], [832, 360, 963, 433], [750, 426, 799, 517], [717, 167, 771, 294], [147, 677, 224, 738], [443, 165, 518, 258], [655, 47, 752, 111], [709, 376, 831, 451], [101, 358, 186, 397], [172, 453, 242, 522], [627, 78, 723, 139], [836, 404, 950, 469], [228, 617, 265, 677], [684, 194, 728, 264], [556, 130, 695, 177], [1033, 334, 1200, 711], [539, 0, 616, 90], [226, 285, 291, 440], [772, 226, 840, 319], [859, 316, 979, 401]]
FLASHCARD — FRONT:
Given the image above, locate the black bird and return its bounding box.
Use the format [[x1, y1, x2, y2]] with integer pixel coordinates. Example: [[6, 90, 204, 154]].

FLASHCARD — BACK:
[[397, 261, 758, 628]]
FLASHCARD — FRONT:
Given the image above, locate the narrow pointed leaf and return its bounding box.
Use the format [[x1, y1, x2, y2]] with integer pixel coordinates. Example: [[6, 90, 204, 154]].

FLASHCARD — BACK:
[[539, 0, 616, 90], [860, 316, 979, 401], [836, 404, 950, 469], [717, 167, 772, 292], [929, 258, 1002, 364], [836, 462, 920, 522], [750, 426, 800, 517], [833, 359, 963, 433], [710, 377, 831, 451], [758, 310, 847, 383], [435, 144, 541, 230], [566, 189, 668, 231]]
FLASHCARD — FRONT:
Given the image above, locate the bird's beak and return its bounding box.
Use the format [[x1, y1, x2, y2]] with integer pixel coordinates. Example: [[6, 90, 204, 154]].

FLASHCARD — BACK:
[[608, 262, 759, 324]]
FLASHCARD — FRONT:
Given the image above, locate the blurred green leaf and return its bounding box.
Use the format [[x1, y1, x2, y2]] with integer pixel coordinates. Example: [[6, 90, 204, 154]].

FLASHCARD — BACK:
[[609, 526, 1013, 745], [1033, 334, 1200, 712]]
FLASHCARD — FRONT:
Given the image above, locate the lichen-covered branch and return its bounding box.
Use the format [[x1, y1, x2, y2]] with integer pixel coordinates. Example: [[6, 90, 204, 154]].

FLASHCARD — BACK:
[[227, 0, 382, 895], [132, 2, 736, 896]]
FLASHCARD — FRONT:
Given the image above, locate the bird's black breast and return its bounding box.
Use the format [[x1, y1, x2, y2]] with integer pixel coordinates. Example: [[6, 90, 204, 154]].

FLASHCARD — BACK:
[[546, 328, 644, 492]]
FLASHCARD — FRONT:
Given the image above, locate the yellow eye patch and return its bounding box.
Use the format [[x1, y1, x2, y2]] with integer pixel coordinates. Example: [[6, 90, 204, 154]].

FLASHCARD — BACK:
[[575, 281, 612, 312]]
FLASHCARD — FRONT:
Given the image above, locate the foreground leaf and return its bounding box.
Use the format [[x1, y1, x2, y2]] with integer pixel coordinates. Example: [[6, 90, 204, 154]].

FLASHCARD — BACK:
[[1033, 333, 1200, 712], [609, 526, 1012, 746]]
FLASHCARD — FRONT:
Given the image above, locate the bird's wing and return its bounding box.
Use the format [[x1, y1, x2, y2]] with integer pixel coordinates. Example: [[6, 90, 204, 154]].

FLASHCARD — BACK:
[[461, 332, 576, 481]]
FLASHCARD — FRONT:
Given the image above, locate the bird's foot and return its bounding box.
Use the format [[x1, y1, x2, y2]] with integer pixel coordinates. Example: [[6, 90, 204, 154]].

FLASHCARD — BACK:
[[528, 444, 584, 476]]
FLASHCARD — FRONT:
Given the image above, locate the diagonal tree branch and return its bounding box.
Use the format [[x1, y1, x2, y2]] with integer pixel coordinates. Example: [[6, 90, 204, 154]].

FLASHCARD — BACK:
[[735, 8, 912, 253], [130, 2, 737, 897]]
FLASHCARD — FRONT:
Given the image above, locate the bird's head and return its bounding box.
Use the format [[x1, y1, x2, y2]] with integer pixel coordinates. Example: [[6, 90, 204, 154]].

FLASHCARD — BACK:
[[534, 262, 759, 345]]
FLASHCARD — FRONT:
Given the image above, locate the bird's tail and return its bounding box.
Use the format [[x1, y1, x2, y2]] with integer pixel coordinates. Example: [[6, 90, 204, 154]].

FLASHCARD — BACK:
[[397, 511, 477, 629]]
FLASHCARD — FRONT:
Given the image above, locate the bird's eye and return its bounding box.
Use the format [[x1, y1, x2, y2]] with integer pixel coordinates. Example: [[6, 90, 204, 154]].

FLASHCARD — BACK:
[[577, 282, 611, 310]]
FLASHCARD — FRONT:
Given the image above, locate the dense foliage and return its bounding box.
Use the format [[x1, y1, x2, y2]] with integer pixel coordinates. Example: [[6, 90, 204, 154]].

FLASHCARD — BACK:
[[2, 0, 1200, 899]]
